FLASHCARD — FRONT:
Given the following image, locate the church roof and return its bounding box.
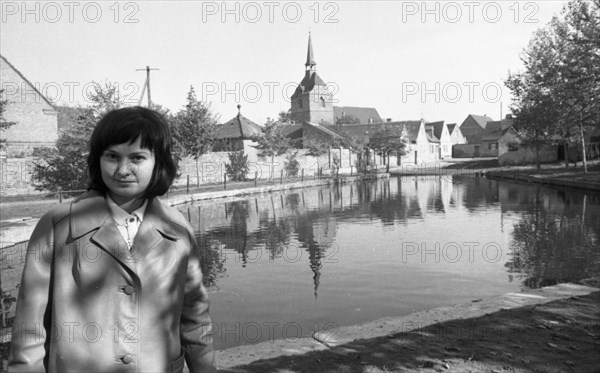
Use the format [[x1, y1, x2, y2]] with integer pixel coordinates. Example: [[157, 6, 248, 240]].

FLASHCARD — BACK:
[[290, 71, 327, 99], [215, 113, 262, 140], [306, 32, 316, 67], [333, 106, 382, 124]]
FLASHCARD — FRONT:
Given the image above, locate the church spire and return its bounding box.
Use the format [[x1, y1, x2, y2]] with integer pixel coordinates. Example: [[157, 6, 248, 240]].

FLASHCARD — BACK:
[[305, 32, 316, 69]]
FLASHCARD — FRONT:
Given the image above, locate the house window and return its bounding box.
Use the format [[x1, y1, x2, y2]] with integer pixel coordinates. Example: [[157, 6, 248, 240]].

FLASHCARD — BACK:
[[320, 96, 325, 107], [488, 142, 498, 150], [298, 98, 303, 108], [508, 143, 519, 151]]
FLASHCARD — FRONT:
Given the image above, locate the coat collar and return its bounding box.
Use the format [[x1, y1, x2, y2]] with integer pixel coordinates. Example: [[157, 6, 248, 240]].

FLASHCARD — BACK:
[[70, 190, 178, 240], [69, 190, 179, 277]]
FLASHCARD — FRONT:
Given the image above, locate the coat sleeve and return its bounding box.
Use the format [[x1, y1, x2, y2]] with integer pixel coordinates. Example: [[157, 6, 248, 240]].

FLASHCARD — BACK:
[[8, 211, 55, 372], [181, 229, 216, 373]]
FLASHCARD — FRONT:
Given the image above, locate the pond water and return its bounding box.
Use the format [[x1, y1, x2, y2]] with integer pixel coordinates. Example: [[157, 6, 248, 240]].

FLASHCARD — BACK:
[[177, 175, 600, 350]]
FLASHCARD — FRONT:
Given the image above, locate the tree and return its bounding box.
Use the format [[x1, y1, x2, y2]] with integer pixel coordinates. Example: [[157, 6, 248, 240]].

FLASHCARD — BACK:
[[225, 150, 250, 181], [86, 80, 124, 116], [277, 110, 292, 124], [506, 0, 600, 172], [550, 0, 600, 172], [252, 119, 294, 179], [0, 89, 16, 151], [505, 28, 562, 170], [171, 86, 219, 183], [32, 81, 126, 192], [32, 111, 95, 192], [304, 139, 330, 157], [369, 125, 408, 172]]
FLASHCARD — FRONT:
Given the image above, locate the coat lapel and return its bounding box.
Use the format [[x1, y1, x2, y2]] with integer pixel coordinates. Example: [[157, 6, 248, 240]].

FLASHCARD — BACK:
[[69, 191, 178, 276], [69, 192, 182, 277], [129, 198, 180, 263]]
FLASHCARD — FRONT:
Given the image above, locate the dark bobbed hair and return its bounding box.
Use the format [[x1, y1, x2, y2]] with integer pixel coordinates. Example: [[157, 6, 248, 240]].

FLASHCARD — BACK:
[[88, 106, 177, 199]]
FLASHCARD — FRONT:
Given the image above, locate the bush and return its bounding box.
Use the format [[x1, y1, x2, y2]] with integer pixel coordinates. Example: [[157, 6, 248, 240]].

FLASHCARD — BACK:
[[285, 151, 300, 177], [225, 151, 249, 181]]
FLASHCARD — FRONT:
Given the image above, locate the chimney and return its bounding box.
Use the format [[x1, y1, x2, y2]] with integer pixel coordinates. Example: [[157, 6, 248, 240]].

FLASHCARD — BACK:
[[387, 118, 392, 122]]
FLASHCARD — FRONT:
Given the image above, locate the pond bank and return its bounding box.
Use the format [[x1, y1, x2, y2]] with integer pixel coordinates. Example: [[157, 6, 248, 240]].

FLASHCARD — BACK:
[[215, 281, 599, 372], [485, 168, 600, 192]]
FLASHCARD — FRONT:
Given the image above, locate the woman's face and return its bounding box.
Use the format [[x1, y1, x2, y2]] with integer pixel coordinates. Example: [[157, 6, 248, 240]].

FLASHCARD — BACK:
[[100, 136, 156, 205]]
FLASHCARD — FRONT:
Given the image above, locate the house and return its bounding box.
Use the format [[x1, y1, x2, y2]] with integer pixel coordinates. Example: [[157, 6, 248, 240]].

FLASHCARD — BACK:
[[498, 121, 600, 166], [0, 54, 58, 156], [498, 126, 558, 166], [325, 119, 438, 164], [425, 121, 452, 159], [453, 114, 494, 157], [333, 106, 382, 124], [447, 123, 466, 145], [212, 105, 262, 155], [479, 120, 505, 157]]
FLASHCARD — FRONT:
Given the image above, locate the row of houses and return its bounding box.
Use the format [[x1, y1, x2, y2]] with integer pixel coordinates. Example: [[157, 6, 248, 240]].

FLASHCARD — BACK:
[[2, 34, 598, 182]]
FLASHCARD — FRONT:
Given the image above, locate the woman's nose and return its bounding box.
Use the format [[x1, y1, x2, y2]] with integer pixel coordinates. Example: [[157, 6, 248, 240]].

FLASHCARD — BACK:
[[115, 160, 134, 176]]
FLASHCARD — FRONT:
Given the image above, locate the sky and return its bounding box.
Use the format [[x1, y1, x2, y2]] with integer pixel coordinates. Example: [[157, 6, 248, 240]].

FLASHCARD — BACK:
[[1, 0, 569, 125]]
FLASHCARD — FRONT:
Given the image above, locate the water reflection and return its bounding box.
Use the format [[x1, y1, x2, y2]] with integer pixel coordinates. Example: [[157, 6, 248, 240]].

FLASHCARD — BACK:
[[179, 176, 600, 349], [502, 186, 600, 288], [187, 177, 600, 291]]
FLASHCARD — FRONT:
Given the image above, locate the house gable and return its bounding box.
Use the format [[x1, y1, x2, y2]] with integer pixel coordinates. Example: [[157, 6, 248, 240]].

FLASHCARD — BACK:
[[1, 54, 58, 155], [459, 114, 493, 144]]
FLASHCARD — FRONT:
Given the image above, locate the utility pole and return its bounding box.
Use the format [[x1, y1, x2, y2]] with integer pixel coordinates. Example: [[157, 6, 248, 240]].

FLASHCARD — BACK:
[[136, 65, 159, 108]]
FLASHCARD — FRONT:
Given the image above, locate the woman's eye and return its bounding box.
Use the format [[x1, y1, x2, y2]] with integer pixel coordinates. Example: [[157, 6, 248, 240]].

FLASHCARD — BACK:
[[104, 153, 118, 160], [132, 156, 146, 162]]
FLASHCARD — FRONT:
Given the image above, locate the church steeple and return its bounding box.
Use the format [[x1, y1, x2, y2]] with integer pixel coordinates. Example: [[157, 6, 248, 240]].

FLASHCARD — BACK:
[[290, 32, 334, 125], [305, 32, 316, 70]]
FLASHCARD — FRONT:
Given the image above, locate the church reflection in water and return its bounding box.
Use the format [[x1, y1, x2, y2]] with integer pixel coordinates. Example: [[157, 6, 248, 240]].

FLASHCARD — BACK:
[[179, 175, 600, 294]]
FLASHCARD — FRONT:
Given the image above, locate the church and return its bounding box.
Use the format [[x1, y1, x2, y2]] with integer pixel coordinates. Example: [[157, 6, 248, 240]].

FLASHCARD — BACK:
[[289, 34, 382, 126]]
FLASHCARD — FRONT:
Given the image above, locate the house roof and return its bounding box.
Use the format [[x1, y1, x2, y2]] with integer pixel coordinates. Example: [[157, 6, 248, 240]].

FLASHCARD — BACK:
[[447, 123, 457, 134], [333, 106, 383, 124], [425, 131, 440, 143], [279, 123, 303, 139], [482, 119, 515, 141], [480, 121, 503, 141], [306, 122, 346, 140], [215, 113, 262, 140], [425, 121, 444, 140], [1, 54, 56, 109], [325, 120, 423, 144], [467, 114, 494, 129]]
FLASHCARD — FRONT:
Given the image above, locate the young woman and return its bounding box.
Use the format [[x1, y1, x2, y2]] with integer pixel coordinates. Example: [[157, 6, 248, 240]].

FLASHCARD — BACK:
[[9, 107, 215, 372]]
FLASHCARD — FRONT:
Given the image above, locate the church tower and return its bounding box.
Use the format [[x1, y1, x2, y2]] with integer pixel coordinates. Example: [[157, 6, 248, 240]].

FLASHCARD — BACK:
[[290, 33, 334, 125]]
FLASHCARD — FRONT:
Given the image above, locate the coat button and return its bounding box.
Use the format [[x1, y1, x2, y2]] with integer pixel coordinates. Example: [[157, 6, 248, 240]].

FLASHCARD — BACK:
[[123, 285, 134, 295], [122, 354, 133, 364]]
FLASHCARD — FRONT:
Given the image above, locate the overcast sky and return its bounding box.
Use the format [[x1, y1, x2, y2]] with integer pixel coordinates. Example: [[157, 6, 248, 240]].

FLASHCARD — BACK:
[[1, 1, 569, 125]]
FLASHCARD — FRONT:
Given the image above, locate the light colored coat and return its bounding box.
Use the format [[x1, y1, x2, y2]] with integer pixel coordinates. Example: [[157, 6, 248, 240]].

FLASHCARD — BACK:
[[8, 191, 215, 372]]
